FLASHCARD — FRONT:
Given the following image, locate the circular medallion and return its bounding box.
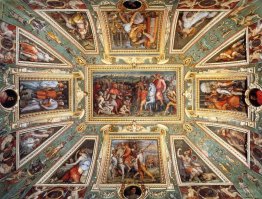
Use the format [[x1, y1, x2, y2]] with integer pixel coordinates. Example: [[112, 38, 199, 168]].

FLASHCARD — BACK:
[[0, 89, 18, 109], [123, 0, 142, 10], [46, 0, 66, 8], [1, 37, 13, 50], [198, 0, 217, 8]]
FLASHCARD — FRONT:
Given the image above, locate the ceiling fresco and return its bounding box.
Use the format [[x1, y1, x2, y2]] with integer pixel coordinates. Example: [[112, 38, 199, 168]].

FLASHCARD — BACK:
[[0, 0, 262, 199]]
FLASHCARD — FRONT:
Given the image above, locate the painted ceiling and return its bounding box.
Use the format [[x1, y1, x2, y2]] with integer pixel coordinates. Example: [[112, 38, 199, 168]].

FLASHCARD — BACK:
[[0, 0, 262, 198]]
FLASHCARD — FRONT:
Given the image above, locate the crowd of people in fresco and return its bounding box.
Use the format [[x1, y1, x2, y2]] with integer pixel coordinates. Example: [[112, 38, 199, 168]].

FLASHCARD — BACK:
[[93, 73, 177, 116]]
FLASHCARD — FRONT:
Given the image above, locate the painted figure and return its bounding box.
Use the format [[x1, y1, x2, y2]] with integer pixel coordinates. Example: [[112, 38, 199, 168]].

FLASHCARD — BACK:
[[61, 148, 92, 183], [175, 140, 220, 183], [174, 11, 217, 49], [19, 40, 55, 62], [177, 148, 204, 182], [47, 140, 95, 185]]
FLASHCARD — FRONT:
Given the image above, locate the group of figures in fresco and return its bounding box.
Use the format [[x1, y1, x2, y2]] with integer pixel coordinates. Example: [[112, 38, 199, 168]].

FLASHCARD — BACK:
[[108, 140, 160, 184], [107, 10, 161, 49], [93, 72, 177, 117], [19, 80, 69, 115], [200, 80, 247, 112]]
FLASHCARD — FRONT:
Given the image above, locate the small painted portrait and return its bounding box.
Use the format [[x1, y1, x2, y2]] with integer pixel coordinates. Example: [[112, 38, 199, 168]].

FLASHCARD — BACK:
[[0, 89, 18, 109], [0, 132, 16, 180], [199, 80, 247, 112], [0, 21, 16, 64], [93, 71, 177, 117], [249, 88, 262, 107], [47, 139, 95, 184], [19, 80, 69, 115], [107, 139, 161, 184], [124, 186, 142, 199], [174, 139, 221, 183], [123, 0, 142, 10]]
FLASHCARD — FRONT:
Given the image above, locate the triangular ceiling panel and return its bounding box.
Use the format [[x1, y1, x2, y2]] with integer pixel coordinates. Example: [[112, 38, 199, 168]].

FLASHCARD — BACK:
[[16, 28, 72, 68], [36, 10, 98, 54], [177, 0, 240, 9], [197, 28, 248, 67], [22, 0, 87, 9], [248, 19, 262, 63], [0, 21, 16, 64], [197, 122, 250, 167], [16, 122, 73, 169], [36, 136, 98, 186], [0, 132, 16, 180], [250, 131, 262, 175], [25, 186, 87, 198], [171, 136, 231, 186], [170, 11, 229, 54], [179, 185, 242, 198]]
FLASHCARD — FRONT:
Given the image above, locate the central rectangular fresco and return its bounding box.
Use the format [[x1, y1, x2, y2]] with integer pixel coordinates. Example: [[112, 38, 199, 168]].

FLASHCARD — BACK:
[[87, 66, 182, 123]]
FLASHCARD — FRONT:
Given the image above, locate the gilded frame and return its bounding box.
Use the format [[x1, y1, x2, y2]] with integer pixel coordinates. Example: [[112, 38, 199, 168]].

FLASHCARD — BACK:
[[93, 5, 169, 56], [16, 28, 72, 68], [36, 9, 99, 55], [36, 135, 99, 187], [14, 72, 74, 123], [196, 28, 249, 68], [169, 9, 229, 54], [16, 121, 73, 169], [86, 65, 183, 123], [94, 129, 172, 190], [170, 135, 231, 186], [185, 71, 251, 121], [196, 121, 250, 167]]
